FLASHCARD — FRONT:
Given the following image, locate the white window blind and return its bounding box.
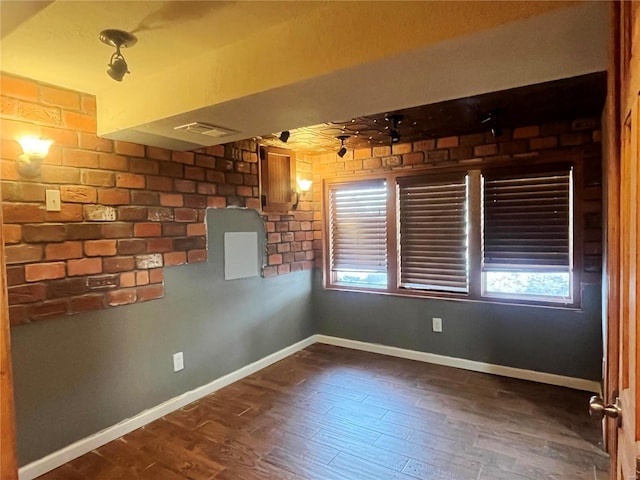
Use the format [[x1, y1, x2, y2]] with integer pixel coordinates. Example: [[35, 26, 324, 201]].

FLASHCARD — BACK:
[[329, 181, 387, 283], [398, 175, 468, 293], [482, 167, 572, 272]]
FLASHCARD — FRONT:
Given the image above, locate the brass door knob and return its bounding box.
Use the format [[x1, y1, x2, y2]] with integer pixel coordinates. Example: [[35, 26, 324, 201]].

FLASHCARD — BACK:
[[589, 395, 622, 425]]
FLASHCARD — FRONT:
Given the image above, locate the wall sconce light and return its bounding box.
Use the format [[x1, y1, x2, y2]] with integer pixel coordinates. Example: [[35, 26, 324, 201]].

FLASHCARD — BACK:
[[292, 178, 313, 210], [337, 135, 350, 158], [481, 110, 504, 137], [99, 29, 137, 82], [16, 137, 53, 177]]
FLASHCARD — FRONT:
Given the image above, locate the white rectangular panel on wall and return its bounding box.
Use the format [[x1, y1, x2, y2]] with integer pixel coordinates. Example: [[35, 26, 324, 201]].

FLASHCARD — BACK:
[[224, 232, 259, 280]]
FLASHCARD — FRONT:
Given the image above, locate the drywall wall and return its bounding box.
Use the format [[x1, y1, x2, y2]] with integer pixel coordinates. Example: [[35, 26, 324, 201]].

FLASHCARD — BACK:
[[312, 271, 602, 381], [10, 208, 314, 465]]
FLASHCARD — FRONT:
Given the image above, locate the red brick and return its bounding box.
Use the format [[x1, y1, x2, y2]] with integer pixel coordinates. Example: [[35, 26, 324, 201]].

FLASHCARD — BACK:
[[372, 146, 391, 157], [130, 158, 159, 175], [135, 222, 162, 237], [206, 145, 225, 156], [39, 127, 78, 148], [172, 151, 194, 165], [98, 188, 130, 205], [85, 240, 117, 256], [29, 300, 68, 320], [237, 186, 253, 197], [277, 264, 290, 275], [403, 152, 424, 165], [195, 154, 216, 169], [118, 206, 148, 222], [262, 266, 277, 277], [207, 196, 226, 208], [82, 170, 115, 187], [206, 170, 225, 183], [44, 204, 82, 223], [39, 85, 80, 110], [187, 249, 207, 263], [62, 111, 96, 132], [160, 162, 184, 178], [184, 166, 205, 181], [137, 284, 164, 301], [16, 100, 62, 126], [102, 222, 134, 239], [70, 294, 105, 313], [160, 193, 183, 207], [175, 208, 197, 222], [63, 149, 99, 168], [436, 136, 458, 148], [21, 224, 64, 243], [8, 283, 47, 304], [146, 146, 171, 160], [131, 191, 159, 206], [162, 223, 186, 236], [184, 195, 207, 209], [1, 74, 38, 100], [530, 136, 559, 150], [245, 198, 261, 210], [474, 144, 499, 156], [60, 185, 97, 203], [363, 158, 382, 170], [268, 254, 283, 265], [67, 257, 102, 276], [146, 175, 173, 191], [5, 244, 43, 264], [174, 179, 196, 193], [187, 223, 206, 236], [103, 256, 135, 273], [513, 125, 540, 139], [164, 251, 186, 266], [147, 238, 173, 253], [149, 268, 164, 284], [79, 133, 113, 152], [116, 173, 145, 189], [108, 289, 137, 306], [3, 224, 21, 244], [3, 203, 44, 223], [136, 270, 150, 285], [99, 154, 128, 171], [25, 262, 65, 281], [45, 241, 83, 260], [117, 239, 147, 255], [120, 272, 136, 287], [114, 141, 145, 157]]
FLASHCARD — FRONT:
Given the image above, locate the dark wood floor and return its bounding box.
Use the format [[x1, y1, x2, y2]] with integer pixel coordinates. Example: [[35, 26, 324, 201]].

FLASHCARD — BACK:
[[38, 344, 608, 480]]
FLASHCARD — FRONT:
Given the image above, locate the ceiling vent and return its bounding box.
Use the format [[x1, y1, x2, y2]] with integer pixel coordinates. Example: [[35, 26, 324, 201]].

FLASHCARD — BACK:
[[173, 122, 237, 138]]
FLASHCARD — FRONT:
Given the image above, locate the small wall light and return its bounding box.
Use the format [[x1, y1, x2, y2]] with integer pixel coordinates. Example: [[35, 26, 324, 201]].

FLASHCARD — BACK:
[[292, 178, 313, 210], [337, 135, 350, 158], [16, 137, 53, 177]]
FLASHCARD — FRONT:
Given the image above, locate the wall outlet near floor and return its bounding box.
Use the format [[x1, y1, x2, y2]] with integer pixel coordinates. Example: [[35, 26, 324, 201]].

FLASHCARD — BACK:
[[173, 352, 184, 372], [432, 317, 443, 333]]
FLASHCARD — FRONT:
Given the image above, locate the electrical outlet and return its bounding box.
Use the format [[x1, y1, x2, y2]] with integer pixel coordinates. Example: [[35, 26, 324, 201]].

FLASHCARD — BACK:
[[173, 352, 184, 372], [45, 190, 61, 212], [432, 317, 443, 333]]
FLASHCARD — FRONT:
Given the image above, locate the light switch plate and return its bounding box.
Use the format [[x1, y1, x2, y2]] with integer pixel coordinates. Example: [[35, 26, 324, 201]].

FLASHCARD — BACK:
[[432, 317, 443, 333], [173, 352, 184, 372], [45, 190, 61, 211]]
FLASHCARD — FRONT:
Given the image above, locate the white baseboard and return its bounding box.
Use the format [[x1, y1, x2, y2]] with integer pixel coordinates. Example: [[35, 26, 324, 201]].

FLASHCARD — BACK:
[[315, 335, 601, 393], [18, 336, 316, 480], [19, 333, 599, 480]]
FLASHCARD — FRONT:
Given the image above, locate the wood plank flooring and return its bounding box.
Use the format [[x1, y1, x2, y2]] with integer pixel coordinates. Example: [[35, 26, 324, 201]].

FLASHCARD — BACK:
[[37, 344, 609, 479]]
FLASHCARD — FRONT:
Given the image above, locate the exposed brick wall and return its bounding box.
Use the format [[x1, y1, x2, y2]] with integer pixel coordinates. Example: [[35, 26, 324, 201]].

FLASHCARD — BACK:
[[309, 118, 603, 286], [1, 73, 313, 326]]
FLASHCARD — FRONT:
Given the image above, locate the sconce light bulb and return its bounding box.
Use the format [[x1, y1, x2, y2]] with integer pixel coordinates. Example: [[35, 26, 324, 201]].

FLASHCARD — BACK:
[[18, 137, 53, 158], [297, 179, 313, 192]]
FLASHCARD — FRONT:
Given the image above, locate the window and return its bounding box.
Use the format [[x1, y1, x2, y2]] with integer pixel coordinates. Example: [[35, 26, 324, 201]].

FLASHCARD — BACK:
[[323, 160, 579, 306], [398, 174, 469, 293], [482, 167, 573, 302], [328, 181, 387, 288]]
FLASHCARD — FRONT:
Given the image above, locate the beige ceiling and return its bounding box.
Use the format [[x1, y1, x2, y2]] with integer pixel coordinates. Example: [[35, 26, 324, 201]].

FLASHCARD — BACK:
[[0, 1, 608, 152]]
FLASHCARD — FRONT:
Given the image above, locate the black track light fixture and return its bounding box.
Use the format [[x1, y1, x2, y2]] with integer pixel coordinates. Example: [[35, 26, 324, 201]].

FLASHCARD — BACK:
[[386, 115, 403, 144], [481, 110, 504, 137], [100, 29, 137, 82], [279, 131, 290, 143], [337, 135, 350, 158]]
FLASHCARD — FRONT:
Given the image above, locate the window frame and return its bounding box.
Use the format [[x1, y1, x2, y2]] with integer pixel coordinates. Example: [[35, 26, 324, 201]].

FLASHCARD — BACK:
[[322, 153, 583, 308]]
